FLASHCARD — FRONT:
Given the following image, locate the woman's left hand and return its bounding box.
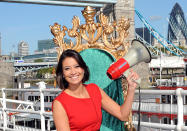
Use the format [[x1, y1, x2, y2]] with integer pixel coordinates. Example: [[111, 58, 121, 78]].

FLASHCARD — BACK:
[[126, 69, 139, 91]]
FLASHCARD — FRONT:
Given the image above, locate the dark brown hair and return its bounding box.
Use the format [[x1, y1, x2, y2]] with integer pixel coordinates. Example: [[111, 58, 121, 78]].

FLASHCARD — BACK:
[[56, 49, 89, 89]]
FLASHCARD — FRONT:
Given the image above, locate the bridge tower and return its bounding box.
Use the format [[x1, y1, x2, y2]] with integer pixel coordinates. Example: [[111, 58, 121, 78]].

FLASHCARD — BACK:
[[0, 32, 1, 56], [96, 0, 135, 42]]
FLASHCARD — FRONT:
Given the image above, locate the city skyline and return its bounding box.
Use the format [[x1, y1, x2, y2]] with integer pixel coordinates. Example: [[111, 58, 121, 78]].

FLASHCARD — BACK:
[[0, 0, 187, 55]]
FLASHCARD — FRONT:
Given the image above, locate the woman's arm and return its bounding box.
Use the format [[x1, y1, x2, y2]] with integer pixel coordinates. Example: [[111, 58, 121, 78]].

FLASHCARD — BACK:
[[100, 69, 138, 121], [53, 100, 70, 131]]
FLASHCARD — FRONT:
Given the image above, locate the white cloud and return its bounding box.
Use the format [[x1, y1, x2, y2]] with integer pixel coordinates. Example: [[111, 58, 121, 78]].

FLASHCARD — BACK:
[[149, 16, 162, 21]]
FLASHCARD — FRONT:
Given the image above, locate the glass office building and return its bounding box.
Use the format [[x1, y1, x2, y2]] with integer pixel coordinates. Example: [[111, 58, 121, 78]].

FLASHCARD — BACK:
[[167, 3, 187, 47], [38, 38, 71, 51], [38, 39, 56, 51]]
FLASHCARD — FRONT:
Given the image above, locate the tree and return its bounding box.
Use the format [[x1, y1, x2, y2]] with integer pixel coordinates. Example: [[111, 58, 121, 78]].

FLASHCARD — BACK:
[[36, 67, 54, 78], [34, 59, 43, 62]]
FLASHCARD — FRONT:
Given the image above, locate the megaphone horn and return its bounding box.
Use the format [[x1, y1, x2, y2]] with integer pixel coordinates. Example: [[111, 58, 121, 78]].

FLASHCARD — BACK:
[[107, 39, 152, 80]]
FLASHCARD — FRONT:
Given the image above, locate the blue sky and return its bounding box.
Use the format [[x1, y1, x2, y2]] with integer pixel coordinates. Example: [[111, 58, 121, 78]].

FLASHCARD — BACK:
[[0, 0, 187, 55], [135, 0, 187, 37]]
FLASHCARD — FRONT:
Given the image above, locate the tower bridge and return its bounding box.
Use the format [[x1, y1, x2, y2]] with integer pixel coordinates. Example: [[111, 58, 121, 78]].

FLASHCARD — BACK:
[[135, 9, 186, 57], [6, 0, 186, 75], [1, 1, 187, 131]]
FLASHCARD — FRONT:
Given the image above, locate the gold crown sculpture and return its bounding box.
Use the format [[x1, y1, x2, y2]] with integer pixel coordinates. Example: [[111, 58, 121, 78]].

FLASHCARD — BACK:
[[50, 6, 130, 60], [50, 6, 135, 130]]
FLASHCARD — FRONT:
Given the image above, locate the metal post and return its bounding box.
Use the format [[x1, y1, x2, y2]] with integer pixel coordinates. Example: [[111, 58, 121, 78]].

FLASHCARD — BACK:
[[35, 119, 37, 128], [148, 116, 151, 130], [24, 120, 25, 127], [40, 88, 45, 131], [170, 95, 174, 131], [176, 88, 184, 131], [2, 88, 7, 131], [47, 119, 50, 131], [159, 50, 162, 85], [13, 116, 15, 129]]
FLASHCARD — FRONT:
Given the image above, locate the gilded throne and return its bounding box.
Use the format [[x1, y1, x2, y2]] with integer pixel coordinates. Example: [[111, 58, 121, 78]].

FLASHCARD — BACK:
[[50, 6, 134, 131]]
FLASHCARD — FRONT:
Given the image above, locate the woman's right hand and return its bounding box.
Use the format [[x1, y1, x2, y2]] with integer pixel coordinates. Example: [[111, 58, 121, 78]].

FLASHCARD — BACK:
[[126, 69, 139, 91]]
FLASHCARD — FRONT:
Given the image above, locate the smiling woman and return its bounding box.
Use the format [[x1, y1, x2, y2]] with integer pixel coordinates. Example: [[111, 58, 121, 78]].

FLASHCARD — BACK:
[[52, 49, 139, 131]]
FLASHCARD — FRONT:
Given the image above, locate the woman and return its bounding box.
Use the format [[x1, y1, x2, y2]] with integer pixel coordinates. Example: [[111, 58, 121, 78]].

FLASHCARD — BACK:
[[53, 49, 139, 131]]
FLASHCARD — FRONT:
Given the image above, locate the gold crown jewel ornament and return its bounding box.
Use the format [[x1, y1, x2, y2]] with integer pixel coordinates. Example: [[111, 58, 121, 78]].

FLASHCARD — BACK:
[[50, 6, 130, 61]]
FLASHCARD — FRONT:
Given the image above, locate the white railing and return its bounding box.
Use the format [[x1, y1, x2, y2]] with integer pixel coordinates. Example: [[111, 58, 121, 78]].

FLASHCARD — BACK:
[[133, 102, 187, 114], [133, 88, 187, 131], [14, 125, 41, 131], [0, 82, 61, 131], [1, 84, 187, 131]]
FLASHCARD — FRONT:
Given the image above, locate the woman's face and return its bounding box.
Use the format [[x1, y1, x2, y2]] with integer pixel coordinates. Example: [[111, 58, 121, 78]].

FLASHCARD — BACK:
[[62, 57, 85, 87]]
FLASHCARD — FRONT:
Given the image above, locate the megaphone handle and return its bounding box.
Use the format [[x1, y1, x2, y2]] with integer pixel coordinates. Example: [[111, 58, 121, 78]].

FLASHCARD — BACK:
[[123, 69, 141, 85]]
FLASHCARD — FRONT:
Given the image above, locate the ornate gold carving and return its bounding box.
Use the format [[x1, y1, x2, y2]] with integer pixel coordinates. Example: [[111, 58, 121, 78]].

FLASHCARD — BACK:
[[50, 6, 130, 60]]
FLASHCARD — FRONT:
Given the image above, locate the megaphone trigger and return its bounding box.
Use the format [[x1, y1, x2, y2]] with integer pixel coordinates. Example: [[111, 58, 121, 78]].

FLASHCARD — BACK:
[[123, 69, 141, 85]]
